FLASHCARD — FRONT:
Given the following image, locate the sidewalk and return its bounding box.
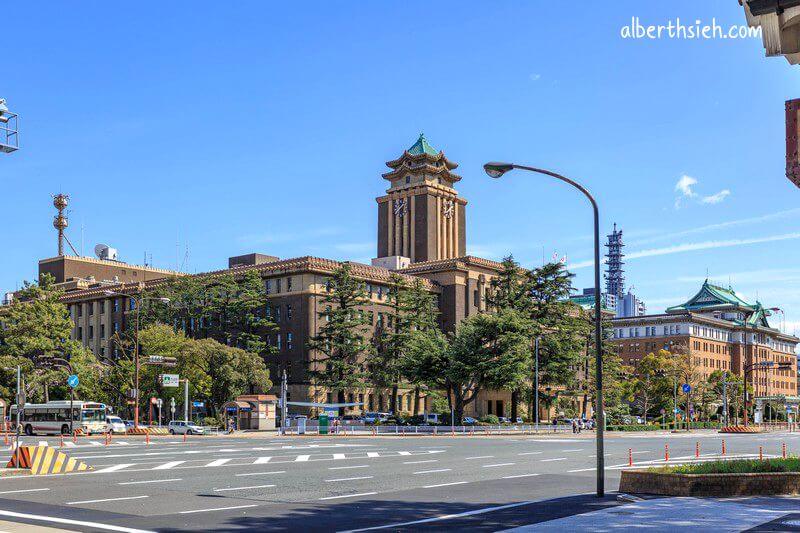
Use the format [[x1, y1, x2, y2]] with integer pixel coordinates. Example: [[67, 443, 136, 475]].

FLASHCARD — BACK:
[[508, 496, 800, 532]]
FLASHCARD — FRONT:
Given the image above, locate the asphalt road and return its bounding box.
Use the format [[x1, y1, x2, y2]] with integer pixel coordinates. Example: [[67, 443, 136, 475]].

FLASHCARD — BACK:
[[0, 430, 795, 532]]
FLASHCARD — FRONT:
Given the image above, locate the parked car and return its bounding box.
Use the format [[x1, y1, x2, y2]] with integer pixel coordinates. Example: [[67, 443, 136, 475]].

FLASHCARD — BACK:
[[168, 420, 204, 435], [123, 419, 135, 429], [498, 417, 511, 424], [105, 415, 127, 434], [462, 416, 478, 425], [342, 415, 363, 424], [363, 412, 390, 425]]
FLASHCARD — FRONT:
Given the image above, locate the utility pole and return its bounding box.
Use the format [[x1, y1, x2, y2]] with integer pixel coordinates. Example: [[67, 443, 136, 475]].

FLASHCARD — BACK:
[[183, 379, 189, 421], [15, 366, 21, 452], [534, 337, 540, 431], [722, 372, 729, 427], [281, 369, 288, 435]]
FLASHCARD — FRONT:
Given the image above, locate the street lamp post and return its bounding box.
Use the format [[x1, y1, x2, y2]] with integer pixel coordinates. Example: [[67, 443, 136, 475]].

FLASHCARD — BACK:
[[104, 290, 170, 428], [484, 162, 605, 498]]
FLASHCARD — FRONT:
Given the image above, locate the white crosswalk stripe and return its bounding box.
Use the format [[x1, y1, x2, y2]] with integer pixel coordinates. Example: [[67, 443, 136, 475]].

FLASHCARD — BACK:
[[254, 457, 272, 464], [153, 461, 185, 470], [205, 459, 231, 467]]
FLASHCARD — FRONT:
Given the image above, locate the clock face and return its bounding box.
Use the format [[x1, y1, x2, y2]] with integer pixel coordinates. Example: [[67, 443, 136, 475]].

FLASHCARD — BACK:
[[393, 199, 407, 216], [442, 200, 454, 218]]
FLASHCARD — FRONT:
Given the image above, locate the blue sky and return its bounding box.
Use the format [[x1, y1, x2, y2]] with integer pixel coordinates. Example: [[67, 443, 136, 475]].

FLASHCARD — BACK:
[[2, 1, 799, 333]]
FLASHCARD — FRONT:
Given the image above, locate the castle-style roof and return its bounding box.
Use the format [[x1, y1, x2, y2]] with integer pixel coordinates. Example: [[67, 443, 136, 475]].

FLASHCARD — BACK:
[[666, 279, 756, 314], [382, 134, 461, 183]]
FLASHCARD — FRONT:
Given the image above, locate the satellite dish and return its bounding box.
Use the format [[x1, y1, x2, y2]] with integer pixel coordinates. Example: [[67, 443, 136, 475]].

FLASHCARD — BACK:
[[94, 244, 118, 261]]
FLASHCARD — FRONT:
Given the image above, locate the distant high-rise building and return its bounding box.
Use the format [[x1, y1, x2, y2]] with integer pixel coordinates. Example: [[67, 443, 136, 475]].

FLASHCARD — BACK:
[[605, 223, 624, 299]]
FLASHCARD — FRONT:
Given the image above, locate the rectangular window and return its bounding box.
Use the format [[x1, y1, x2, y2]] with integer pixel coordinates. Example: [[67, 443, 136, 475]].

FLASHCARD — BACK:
[[277, 334, 282, 350], [287, 305, 292, 320], [276, 306, 282, 322], [89, 325, 94, 339], [129, 299, 136, 311], [265, 280, 272, 294], [276, 279, 282, 293], [89, 303, 94, 316], [113, 322, 119, 333], [287, 277, 292, 291], [487, 400, 493, 415], [77, 327, 83, 341], [100, 324, 105, 339], [100, 301, 105, 313], [78, 305, 83, 318], [113, 299, 119, 312], [287, 333, 293, 350]]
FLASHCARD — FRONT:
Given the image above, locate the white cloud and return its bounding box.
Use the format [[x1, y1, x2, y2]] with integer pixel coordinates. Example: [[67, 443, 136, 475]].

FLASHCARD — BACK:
[[568, 232, 800, 270], [529, 73, 541, 81], [701, 189, 731, 204], [675, 174, 698, 198], [673, 173, 730, 209]]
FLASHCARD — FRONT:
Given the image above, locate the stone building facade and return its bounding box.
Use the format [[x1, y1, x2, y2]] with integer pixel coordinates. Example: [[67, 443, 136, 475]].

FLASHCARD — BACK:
[[41, 136, 514, 418], [612, 280, 799, 400]]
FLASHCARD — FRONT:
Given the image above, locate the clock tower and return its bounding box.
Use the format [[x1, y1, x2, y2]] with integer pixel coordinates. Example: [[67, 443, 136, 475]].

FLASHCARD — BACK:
[[376, 134, 466, 263]]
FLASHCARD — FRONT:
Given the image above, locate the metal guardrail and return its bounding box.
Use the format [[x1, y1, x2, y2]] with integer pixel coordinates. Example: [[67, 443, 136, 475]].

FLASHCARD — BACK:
[[281, 424, 576, 435]]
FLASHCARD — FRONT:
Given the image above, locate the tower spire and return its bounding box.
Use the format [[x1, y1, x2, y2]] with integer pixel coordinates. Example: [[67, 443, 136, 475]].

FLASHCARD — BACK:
[[605, 223, 624, 298]]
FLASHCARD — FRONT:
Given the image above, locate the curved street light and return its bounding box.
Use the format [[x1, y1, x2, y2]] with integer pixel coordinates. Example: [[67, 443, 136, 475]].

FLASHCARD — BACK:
[[103, 291, 170, 428], [483, 162, 605, 497]]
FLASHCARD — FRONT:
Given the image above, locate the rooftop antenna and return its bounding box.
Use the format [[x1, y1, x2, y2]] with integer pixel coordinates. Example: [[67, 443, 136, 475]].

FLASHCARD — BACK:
[[0, 98, 19, 154], [52, 194, 79, 256]]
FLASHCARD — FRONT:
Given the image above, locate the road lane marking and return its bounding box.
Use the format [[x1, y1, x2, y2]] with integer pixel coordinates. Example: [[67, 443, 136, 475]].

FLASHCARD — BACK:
[[366, 452, 380, 458], [0, 488, 50, 495], [465, 455, 494, 460], [518, 452, 543, 456], [540, 458, 567, 462], [502, 473, 540, 479], [0, 509, 155, 533], [403, 459, 437, 465], [236, 471, 285, 477], [422, 481, 467, 489], [562, 449, 583, 452], [153, 461, 185, 470], [413, 468, 451, 474], [568, 467, 595, 472], [68, 495, 149, 505], [329, 465, 369, 470], [481, 463, 516, 468], [213, 484, 275, 492], [398, 451, 411, 456], [333, 453, 346, 460], [179, 504, 259, 514], [319, 492, 377, 500], [205, 458, 232, 467], [119, 479, 181, 485], [254, 456, 272, 464], [295, 455, 310, 462], [95, 464, 135, 473], [325, 476, 374, 482]]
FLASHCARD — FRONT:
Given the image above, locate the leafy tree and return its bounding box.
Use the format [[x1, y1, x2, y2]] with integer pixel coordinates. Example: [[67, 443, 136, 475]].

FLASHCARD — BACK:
[[0, 274, 104, 404], [307, 263, 372, 415], [632, 350, 672, 422], [709, 370, 745, 426], [404, 309, 530, 422], [587, 318, 634, 424]]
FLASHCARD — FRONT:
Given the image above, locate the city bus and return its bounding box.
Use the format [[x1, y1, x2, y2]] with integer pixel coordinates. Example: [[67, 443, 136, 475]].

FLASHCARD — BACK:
[[9, 401, 108, 435]]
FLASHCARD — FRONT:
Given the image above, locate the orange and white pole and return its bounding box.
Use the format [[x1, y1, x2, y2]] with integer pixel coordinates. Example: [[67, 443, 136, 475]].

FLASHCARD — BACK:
[[665, 444, 669, 462], [783, 442, 787, 459], [722, 439, 726, 456], [759, 445, 763, 461], [695, 441, 700, 459], [628, 448, 633, 467]]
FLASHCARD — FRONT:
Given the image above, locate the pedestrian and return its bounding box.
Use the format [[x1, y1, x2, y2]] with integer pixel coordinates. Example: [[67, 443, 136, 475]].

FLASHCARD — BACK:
[[552, 418, 558, 433], [571, 419, 577, 434]]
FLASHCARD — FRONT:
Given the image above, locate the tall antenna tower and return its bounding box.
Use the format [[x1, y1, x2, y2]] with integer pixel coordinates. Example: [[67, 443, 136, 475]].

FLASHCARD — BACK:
[[52, 194, 78, 256], [605, 223, 624, 299]]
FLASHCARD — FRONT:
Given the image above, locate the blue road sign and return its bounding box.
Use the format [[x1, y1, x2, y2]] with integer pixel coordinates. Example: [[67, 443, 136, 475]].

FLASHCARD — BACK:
[[192, 401, 204, 408], [682, 383, 691, 394], [67, 374, 79, 388]]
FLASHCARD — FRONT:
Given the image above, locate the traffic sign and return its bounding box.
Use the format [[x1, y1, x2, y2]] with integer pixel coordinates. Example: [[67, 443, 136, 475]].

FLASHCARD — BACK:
[[682, 383, 691, 394], [67, 374, 79, 388], [192, 401, 204, 408], [148, 355, 164, 364], [161, 374, 179, 387]]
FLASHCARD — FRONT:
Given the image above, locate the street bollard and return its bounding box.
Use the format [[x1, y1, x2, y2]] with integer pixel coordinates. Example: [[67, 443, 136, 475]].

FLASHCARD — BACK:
[[665, 444, 669, 462], [73, 431, 78, 444], [183, 432, 187, 443], [628, 448, 633, 467], [759, 446, 763, 461], [60, 434, 64, 448], [3, 430, 8, 447], [783, 442, 787, 459], [145, 432, 150, 445], [695, 442, 700, 459], [722, 439, 726, 456]]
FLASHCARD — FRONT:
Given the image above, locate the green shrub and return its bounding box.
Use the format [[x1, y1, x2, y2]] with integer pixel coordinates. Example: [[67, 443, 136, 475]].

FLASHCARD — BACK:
[[202, 416, 220, 427], [480, 414, 500, 425], [650, 457, 800, 475]]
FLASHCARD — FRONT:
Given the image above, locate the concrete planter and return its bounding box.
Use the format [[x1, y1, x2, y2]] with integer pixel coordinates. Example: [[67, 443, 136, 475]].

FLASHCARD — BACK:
[[619, 469, 800, 497]]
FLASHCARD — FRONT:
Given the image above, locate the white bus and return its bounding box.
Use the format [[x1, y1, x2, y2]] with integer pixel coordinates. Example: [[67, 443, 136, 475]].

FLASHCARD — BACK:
[[9, 401, 108, 435]]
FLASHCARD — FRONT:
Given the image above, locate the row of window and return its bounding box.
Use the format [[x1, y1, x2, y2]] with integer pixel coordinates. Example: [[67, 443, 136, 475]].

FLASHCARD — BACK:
[[265, 277, 293, 294], [76, 322, 121, 342], [73, 298, 127, 318], [615, 325, 683, 339], [267, 333, 294, 351]]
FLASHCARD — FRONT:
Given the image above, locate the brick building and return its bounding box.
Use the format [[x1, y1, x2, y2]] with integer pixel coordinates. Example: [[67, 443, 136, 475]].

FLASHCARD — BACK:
[[28, 135, 515, 418], [612, 280, 799, 399]]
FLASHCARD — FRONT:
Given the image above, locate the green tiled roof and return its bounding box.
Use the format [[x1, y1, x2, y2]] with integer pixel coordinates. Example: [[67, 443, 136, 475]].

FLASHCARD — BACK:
[[666, 279, 755, 313], [407, 133, 439, 156]]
